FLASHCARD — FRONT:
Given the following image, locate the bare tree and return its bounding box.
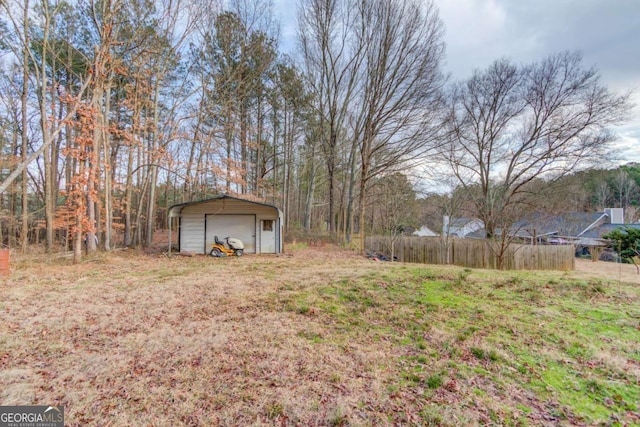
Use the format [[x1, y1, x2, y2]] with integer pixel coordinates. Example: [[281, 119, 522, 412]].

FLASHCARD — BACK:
[[370, 172, 419, 261], [416, 175, 473, 264], [440, 52, 631, 268], [595, 180, 612, 211], [0, 66, 24, 248], [352, 0, 446, 252], [109, 0, 201, 249], [612, 169, 637, 210], [298, 0, 364, 234], [19, 0, 30, 252]]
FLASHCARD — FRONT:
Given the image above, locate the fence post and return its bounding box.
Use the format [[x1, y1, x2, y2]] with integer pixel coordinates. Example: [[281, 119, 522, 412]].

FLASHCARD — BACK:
[[450, 238, 454, 265]]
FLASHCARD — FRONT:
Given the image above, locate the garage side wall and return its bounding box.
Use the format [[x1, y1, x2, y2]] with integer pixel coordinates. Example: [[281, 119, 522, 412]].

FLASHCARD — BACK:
[[179, 200, 280, 254], [180, 209, 206, 254]]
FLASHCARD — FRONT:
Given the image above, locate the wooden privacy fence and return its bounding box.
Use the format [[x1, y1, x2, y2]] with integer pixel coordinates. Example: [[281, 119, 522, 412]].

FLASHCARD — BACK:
[[365, 236, 575, 271]]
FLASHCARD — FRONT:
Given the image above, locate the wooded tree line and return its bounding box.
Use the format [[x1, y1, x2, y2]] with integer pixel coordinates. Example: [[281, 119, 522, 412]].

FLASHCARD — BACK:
[[0, 0, 631, 261]]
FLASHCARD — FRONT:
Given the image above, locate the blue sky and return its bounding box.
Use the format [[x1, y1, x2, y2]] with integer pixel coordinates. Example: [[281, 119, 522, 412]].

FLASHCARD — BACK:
[[275, 0, 640, 163]]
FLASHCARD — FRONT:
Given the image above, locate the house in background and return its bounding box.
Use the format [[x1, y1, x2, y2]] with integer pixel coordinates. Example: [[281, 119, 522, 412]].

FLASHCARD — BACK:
[[573, 209, 640, 253], [498, 208, 640, 260], [504, 208, 625, 245], [439, 208, 640, 260], [443, 216, 484, 238], [168, 194, 283, 255], [413, 225, 438, 237]]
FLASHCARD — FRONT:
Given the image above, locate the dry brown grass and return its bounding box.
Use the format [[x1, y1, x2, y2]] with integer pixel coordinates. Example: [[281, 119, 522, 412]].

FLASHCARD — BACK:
[[1, 248, 399, 426], [1, 247, 638, 426], [574, 258, 640, 284]]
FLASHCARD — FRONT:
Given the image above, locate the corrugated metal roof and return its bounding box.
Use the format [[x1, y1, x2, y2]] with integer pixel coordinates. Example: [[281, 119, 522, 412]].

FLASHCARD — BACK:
[[169, 194, 281, 217]]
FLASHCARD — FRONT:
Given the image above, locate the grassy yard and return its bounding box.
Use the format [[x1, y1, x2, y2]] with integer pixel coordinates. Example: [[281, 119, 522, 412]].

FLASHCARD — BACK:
[[1, 246, 639, 426]]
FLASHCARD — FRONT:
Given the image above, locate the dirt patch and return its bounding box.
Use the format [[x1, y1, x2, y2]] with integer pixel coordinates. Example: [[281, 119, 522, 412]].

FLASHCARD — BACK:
[[574, 258, 640, 284]]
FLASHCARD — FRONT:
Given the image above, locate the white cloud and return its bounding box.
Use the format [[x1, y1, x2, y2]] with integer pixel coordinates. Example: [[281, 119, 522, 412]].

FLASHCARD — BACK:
[[438, 0, 507, 44], [437, 0, 510, 75], [273, 0, 298, 54]]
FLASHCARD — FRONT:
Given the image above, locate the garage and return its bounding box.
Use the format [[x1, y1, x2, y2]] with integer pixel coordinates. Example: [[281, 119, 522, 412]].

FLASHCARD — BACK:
[[168, 194, 283, 255]]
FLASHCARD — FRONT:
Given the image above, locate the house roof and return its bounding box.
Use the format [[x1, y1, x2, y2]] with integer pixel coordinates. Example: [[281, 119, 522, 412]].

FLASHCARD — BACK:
[[413, 225, 438, 237], [508, 211, 608, 238], [581, 223, 640, 239], [449, 217, 482, 228], [572, 223, 640, 248], [464, 211, 640, 244], [572, 237, 609, 247], [168, 194, 281, 217]]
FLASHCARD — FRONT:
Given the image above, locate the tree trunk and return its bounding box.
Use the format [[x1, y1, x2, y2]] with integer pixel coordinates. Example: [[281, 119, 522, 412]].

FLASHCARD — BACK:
[[240, 99, 248, 194], [185, 93, 205, 199], [124, 139, 134, 247], [327, 128, 337, 234], [73, 215, 82, 264], [102, 77, 113, 250], [20, 0, 30, 252], [87, 66, 103, 253], [358, 153, 369, 255], [345, 137, 358, 242], [144, 82, 163, 247]]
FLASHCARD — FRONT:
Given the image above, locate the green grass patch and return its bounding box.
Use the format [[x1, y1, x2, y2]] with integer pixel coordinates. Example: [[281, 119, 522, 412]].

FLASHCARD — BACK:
[[280, 263, 640, 424]]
